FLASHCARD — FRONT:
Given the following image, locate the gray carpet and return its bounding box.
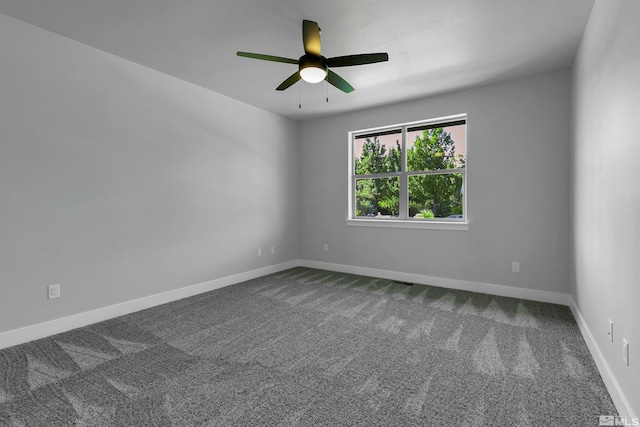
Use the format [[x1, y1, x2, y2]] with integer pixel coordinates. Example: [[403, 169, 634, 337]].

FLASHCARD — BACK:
[[0, 267, 617, 426]]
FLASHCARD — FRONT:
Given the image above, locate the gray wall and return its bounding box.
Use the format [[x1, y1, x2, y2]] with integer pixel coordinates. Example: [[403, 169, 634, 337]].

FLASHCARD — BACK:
[[0, 14, 299, 332], [572, 0, 640, 415], [299, 70, 572, 294]]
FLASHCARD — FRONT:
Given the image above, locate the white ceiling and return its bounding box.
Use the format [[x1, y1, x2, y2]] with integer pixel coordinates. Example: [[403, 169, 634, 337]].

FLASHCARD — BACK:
[[0, 0, 595, 121]]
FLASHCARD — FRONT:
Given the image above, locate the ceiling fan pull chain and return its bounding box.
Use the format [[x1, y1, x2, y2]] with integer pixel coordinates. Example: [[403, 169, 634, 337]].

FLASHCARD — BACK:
[[299, 83, 302, 109], [326, 78, 329, 103]]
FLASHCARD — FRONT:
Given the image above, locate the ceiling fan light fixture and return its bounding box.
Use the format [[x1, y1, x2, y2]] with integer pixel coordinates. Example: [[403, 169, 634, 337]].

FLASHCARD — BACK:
[[299, 55, 327, 83], [300, 66, 326, 83]]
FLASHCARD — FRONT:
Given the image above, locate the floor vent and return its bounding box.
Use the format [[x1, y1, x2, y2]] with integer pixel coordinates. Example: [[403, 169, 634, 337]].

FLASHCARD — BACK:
[[392, 281, 414, 286]]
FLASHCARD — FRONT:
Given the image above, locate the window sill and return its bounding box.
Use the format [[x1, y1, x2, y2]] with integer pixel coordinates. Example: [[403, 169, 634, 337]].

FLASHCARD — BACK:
[[346, 218, 469, 231]]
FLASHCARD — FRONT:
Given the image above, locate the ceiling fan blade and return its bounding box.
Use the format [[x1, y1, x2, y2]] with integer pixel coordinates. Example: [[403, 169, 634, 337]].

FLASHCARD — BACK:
[[302, 20, 321, 56], [276, 71, 302, 91], [326, 69, 354, 93], [237, 51, 298, 64], [327, 53, 389, 68]]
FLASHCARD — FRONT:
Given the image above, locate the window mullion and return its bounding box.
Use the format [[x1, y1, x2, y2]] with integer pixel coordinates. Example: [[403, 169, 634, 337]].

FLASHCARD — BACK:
[[351, 175, 356, 219], [355, 172, 401, 179], [399, 126, 408, 220], [407, 168, 465, 177]]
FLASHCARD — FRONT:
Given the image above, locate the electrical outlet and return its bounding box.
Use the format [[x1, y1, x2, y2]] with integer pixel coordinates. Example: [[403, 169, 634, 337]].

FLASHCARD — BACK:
[[512, 262, 520, 273], [323, 244, 328, 253], [271, 246, 275, 254], [623, 339, 629, 366], [48, 284, 60, 299], [608, 319, 614, 343], [257, 248, 262, 257]]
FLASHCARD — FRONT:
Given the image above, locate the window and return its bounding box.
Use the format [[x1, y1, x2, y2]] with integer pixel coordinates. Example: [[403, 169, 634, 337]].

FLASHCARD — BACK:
[[348, 114, 467, 230]]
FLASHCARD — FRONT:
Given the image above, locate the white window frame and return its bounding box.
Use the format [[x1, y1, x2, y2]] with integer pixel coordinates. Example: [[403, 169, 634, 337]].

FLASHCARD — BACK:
[[347, 113, 468, 231]]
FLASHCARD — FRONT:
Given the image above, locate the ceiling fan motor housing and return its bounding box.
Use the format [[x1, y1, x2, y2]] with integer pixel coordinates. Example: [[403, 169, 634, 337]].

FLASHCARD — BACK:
[[299, 54, 328, 82]]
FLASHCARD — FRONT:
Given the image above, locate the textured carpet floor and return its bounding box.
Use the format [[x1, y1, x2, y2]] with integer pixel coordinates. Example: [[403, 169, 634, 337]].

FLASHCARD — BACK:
[[0, 267, 617, 426]]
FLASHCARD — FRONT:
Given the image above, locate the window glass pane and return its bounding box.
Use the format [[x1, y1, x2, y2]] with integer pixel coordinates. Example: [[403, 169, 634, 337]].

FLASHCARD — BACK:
[[408, 173, 463, 218], [354, 130, 402, 175], [406, 123, 466, 171], [355, 177, 400, 217]]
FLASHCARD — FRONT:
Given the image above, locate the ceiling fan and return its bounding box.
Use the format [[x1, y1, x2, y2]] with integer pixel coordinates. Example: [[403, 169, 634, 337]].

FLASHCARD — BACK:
[[237, 20, 388, 93]]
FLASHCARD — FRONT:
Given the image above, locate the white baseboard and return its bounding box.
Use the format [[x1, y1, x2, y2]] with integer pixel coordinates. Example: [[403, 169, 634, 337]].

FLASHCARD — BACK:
[[569, 298, 636, 419], [0, 260, 300, 350], [300, 260, 572, 306]]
